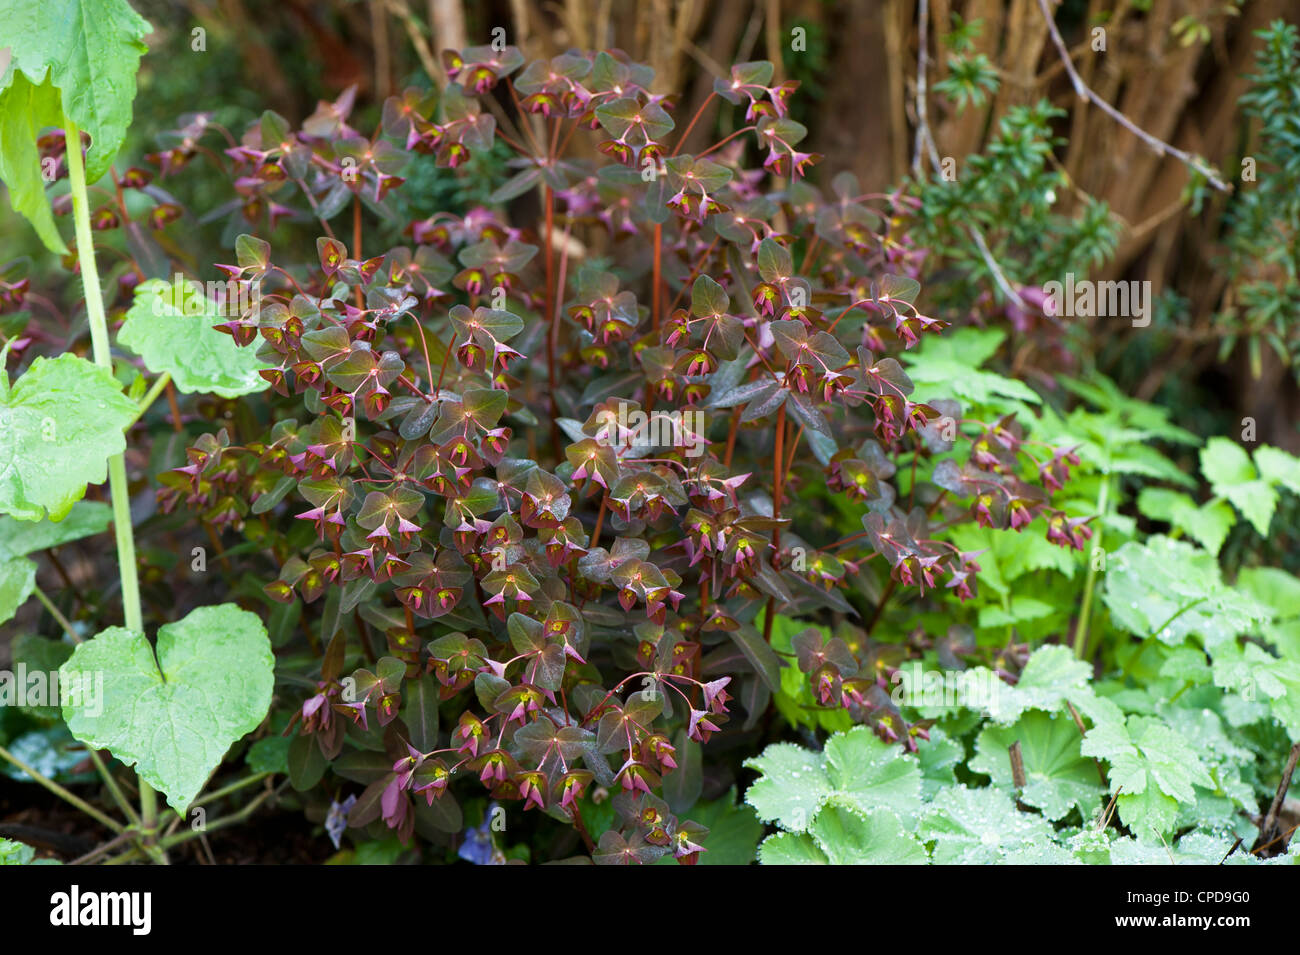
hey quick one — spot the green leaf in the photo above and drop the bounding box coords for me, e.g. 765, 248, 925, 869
743, 743, 827, 832
118, 278, 271, 397
757, 831, 830, 864
245, 736, 291, 775
919, 785, 1058, 864
977, 596, 1055, 629
59, 603, 275, 813
1255, 444, 1300, 496
810, 804, 928, 864
0, 837, 41, 865
744, 725, 921, 830
1104, 537, 1270, 650
756, 237, 793, 283
1136, 487, 1235, 555
0, 555, 36, 625
0, 500, 111, 559
0, 73, 68, 252
1201, 437, 1277, 535
1237, 567, 1300, 620
1210, 640, 1300, 737
0, 354, 138, 521
1, 0, 152, 181
982, 644, 1092, 724
915, 727, 962, 797
690, 274, 730, 317
970, 710, 1101, 821
1080, 714, 1213, 838
11, 633, 74, 719
901, 328, 1039, 408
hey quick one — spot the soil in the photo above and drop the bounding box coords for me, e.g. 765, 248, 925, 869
0, 774, 334, 864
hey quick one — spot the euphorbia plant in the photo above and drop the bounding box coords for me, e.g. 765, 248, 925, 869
109, 38, 1094, 861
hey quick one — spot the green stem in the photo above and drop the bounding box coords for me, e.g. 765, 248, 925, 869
157, 781, 286, 849
87, 749, 142, 828
128, 370, 172, 426
0, 743, 123, 834
64, 118, 158, 854
64, 120, 143, 635
32, 583, 80, 643
1073, 474, 1110, 659
154, 771, 272, 831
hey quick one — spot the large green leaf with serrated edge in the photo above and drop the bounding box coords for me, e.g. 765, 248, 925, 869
0, 354, 138, 521
744, 725, 921, 830
119, 278, 271, 397
759, 804, 927, 865
0, 73, 68, 252
1255, 444, 1300, 496
1136, 487, 1235, 555
59, 603, 274, 813
919, 785, 1058, 864
0, 0, 151, 182
982, 644, 1092, 724
970, 710, 1102, 822
1210, 640, 1300, 737
1104, 537, 1270, 650
1201, 437, 1277, 535
1080, 712, 1213, 839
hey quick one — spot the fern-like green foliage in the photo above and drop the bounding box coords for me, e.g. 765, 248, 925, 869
1221, 20, 1300, 380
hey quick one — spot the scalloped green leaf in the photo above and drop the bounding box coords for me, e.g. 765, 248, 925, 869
59, 603, 275, 813
0, 354, 138, 521
744, 725, 921, 830
1080, 714, 1213, 839
970, 710, 1101, 821
759, 803, 927, 865
919, 785, 1058, 864
0, 0, 152, 182
118, 278, 271, 397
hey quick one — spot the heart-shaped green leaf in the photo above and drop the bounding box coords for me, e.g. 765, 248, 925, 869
118, 278, 272, 397
0, 353, 138, 521
59, 603, 275, 813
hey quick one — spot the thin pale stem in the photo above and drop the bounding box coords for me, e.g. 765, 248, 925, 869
32, 584, 80, 643
1073, 475, 1110, 658
0, 743, 123, 833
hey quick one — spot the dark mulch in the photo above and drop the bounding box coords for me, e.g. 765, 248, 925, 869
0, 774, 332, 864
